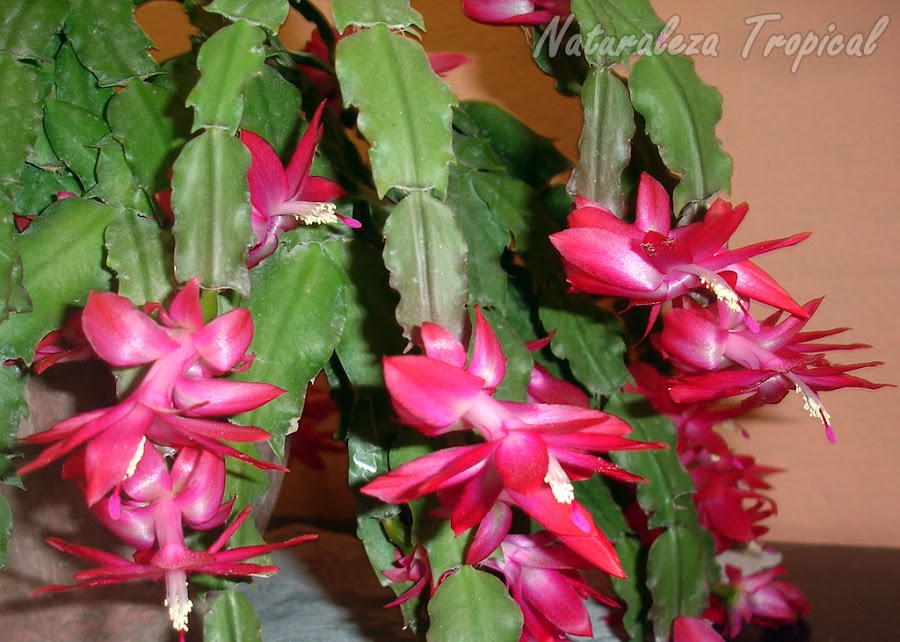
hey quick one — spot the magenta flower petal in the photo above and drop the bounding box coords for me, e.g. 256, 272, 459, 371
465, 502, 512, 564
673, 616, 726, 642
286, 102, 327, 197
660, 308, 729, 371
360, 444, 495, 505
82, 292, 179, 367
191, 308, 254, 374
421, 321, 467, 367
83, 404, 155, 505
634, 171, 672, 234
166, 278, 204, 330
241, 129, 289, 216
494, 431, 548, 494
384, 356, 485, 433
520, 566, 593, 635
173, 378, 285, 416
467, 307, 506, 389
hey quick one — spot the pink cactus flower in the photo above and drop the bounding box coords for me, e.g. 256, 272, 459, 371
361, 308, 655, 576
461, 0, 571, 26
549, 173, 809, 329
35, 505, 316, 638
19, 279, 286, 505
690, 452, 778, 553
240, 102, 359, 267
381, 544, 433, 608
658, 298, 887, 442
480, 532, 616, 642
706, 565, 810, 637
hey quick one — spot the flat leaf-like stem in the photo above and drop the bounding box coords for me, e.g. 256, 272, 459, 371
629, 53, 733, 217
336, 25, 456, 198
382, 192, 468, 342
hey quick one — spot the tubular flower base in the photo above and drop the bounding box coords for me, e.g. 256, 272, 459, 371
361, 308, 657, 577
35, 506, 316, 637
19, 279, 286, 505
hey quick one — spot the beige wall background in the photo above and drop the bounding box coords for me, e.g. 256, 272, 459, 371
139, 1, 899, 548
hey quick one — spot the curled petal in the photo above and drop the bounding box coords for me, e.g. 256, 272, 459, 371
166, 278, 203, 330
384, 356, 485, 433
191, 308, 254, 374
421, 321, 467, 367
467, 307, 506, 390
82, 292, 178, 367
173, 378, 285, 416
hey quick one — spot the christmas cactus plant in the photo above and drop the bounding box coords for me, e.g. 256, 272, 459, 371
0, 1, 887, 641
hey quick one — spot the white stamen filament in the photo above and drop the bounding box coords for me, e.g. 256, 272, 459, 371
699, 275, 743, 313
123, 436, 147, 480
794, 383, 832, 426
296, 202, 339, 226
164, 572, 193, 632
544, 457, 575, 504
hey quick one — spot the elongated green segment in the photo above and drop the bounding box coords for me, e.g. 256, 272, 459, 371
427, 566, 524, 642
240, 66, 303, 158
539, 285, 630, 397
54, 42, 115, 119
105, 212, 175, 305
203, 586, 263, 642
233, 242, 348, 457
204, 0, 289, 33
64, 0, 157, 86
0, 363, 27, 486
336, 25, 456, 197
171, 129, 253, 295
446, 171, 509, 311
571, 0, 665, 67
332, 0, 424, 32
647, 524, 714, 641
187, 21, 266, 134
383, 192, 468, 342
454, 102, 572, 189
324, 240, 404, 389
629, 53, 733, 217
89, 137, 157, 216
568, 67, 634, 217
0, 0, 73, 60
0, 493, 12, 568
604, 393, 717, 640
0, 198, 118, 361
0, 54, 45, 190
605, 393, 695, 528
43, 99, 110, 190
0, 201, 29, 322
108, 80, 186, 192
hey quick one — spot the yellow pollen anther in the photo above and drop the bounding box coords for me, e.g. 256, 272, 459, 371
296, 202, 339, 226
164, 583, 193, 632
794, 384, 831, 426
544, 458, 575, 504
123, 437, 146, 480
699, 276, 742, 313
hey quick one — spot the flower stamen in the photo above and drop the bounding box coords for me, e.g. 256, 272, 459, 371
544, 457, 575, 504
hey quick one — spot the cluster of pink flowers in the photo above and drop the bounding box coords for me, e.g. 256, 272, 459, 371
552, 173, 884, 638
361, 307, 657, 640
20, 282, 314, 639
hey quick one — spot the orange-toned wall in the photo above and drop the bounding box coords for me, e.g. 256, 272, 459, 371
139, 1, 899, 548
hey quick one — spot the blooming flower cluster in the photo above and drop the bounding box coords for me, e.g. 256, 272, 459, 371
553, 173, 885, 637
362, 307, 656, 639
19, 280, 313, 638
